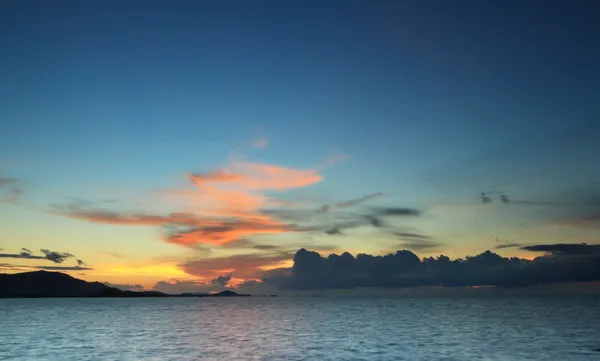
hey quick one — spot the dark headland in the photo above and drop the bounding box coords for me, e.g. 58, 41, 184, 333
0, 271, 250, 298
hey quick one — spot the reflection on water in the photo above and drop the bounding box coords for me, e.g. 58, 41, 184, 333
1, 297, 599, 360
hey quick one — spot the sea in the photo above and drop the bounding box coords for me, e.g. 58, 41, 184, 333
1, 296, 599, 361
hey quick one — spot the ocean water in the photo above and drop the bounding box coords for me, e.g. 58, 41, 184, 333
1, 297, 599, 360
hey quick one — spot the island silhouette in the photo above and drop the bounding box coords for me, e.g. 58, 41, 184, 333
0, 271, 250, 298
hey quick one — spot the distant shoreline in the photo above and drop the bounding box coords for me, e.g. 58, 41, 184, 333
0, 271, 252, 298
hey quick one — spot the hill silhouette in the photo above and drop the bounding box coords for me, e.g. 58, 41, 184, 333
0, 271, 168, 298
209, 290, 250, 297
0, 271, 252, 298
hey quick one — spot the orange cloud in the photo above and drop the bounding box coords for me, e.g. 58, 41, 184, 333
164, 218, 291, 247
55, 211, 211, 227
228, 161, 323, 190
181, 252, 293, 279
188, 170, 244, 185
55, 154, 332, 248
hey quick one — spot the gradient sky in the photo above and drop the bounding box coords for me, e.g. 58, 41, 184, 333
1, 0, 599, 290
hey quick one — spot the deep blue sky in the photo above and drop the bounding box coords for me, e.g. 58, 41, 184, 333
1, 0, 599, 284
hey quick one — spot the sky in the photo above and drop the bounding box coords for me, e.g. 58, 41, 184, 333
1, 0, 599, 293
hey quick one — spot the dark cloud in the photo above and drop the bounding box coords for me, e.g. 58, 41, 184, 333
372, 207, 422, 217
0, 187, 22, 203
364, 215, 384, 227
292, 205, 424, 238
394, 232, 430, 239
490, 184, 600, 228
325, 227, 344, 235
265, 244, 600, 290
253, 244, 280, 251
40, 249, 74, 263
509, 200, 568, 207
0, 248, 77, 264
0, 253, 41, 260
318, 193, 383, 213
217, 238, 338, 254
103, 282, 144, 291
397, 239, 441, 252
0, 177, 19, 186
260, 208, 317, 222
76, 259, 86, 266
35, 265, 93, 271
494, 243, 522, 250
0, 263, 92, 271
395, 232, 438, 251
211, 274, 233, 287
521, 243, 600, 256
0, 178, 21, 202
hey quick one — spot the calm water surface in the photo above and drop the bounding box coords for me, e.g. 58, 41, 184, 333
1, 297, 599, 360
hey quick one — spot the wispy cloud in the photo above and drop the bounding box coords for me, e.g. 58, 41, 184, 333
104, 252, 125, 258
181, 251, 294, 279
396, 240, 441, 251
0, 177, 22, 204
520, 243, 600, 256
35, 265, 93, 271
318, 192, 383, 213
0, 177, 19, 187
494, 243, 523, 250
251, 136, 268, 148
53, 156, 326, 247
0, 248, 78, 264
317, 150, 351, 169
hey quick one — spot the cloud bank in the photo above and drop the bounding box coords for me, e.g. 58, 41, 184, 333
262, 244, 600, 290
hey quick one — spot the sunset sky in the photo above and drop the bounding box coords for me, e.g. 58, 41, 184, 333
1, 1, 599, 292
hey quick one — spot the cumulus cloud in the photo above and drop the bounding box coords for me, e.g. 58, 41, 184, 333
264, 244, 600, 290
211, 273, 232, 286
